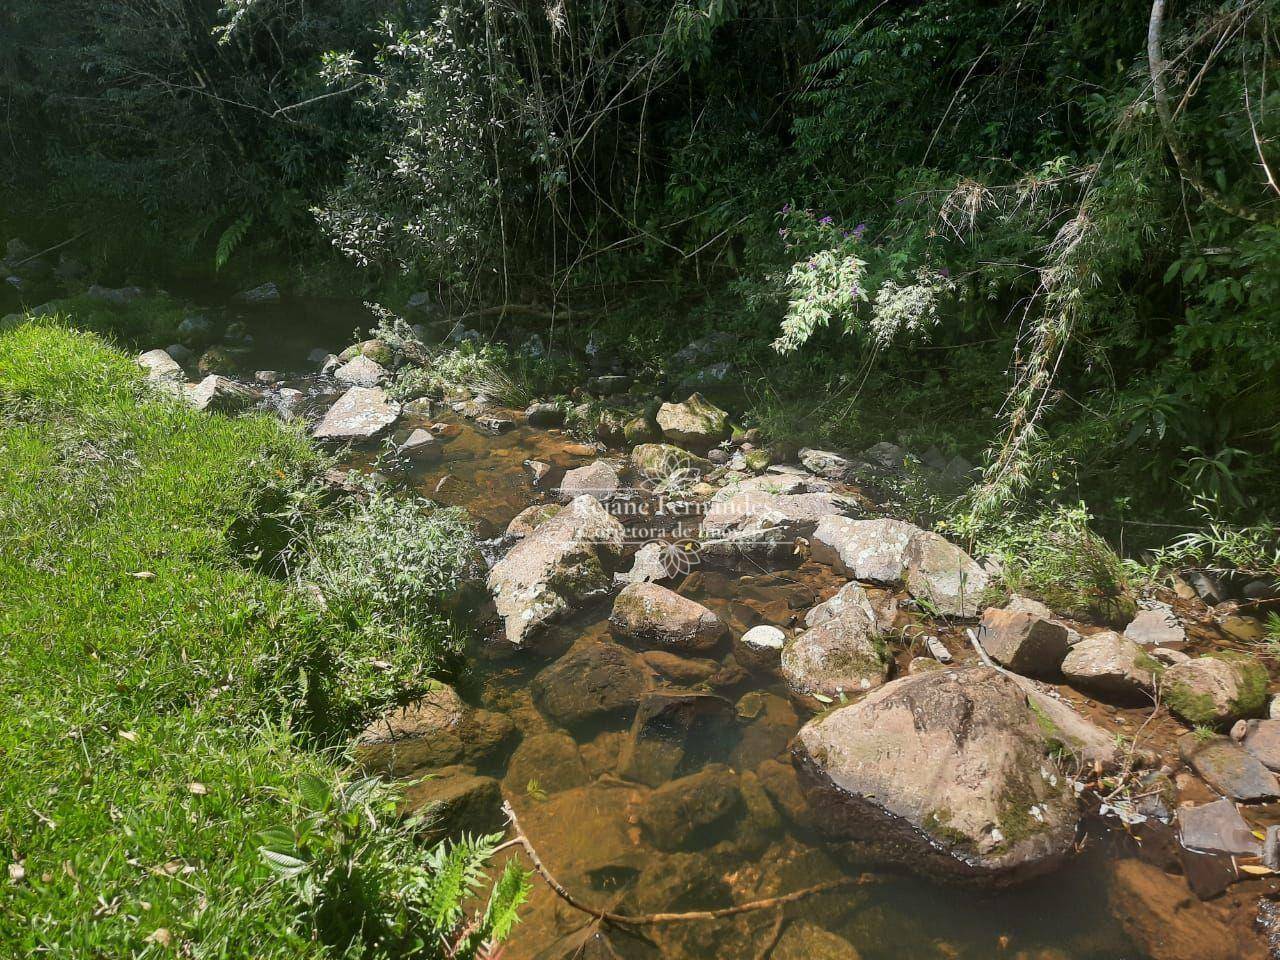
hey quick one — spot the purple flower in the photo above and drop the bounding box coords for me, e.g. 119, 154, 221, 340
939, 266, 950, 278
852, 223, 867, 239
807, 259, 817, 270
819, 215, 834, 226
778, 228, 789, 238
781, 203, 792, 215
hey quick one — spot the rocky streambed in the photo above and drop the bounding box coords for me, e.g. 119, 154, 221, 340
125, 291, 1280, 960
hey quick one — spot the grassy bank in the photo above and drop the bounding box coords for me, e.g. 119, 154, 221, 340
0, 320, 522, 957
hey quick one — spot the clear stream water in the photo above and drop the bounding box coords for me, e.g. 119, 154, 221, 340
223, 295, 1265, 960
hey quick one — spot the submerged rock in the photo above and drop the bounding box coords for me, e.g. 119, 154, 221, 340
399, 766, 503, 836
772, 922, 861, 960
312, 386, 400, 440
395, 428, 440, 461
655, 392, 730, 448
532, 641, 651, 727
613, 541, 672, 586
617, 690, 733, 786
353, 683, 516, 777
636, 765, 743, 851
486, 495, 624, 648
504, 732, 590, 796
610, 582, 727, 652
793, 666, 1080, 886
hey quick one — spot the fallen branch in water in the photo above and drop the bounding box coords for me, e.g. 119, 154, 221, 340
500, 800, 878, 927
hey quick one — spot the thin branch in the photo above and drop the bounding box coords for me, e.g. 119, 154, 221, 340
500, 801, 877, 927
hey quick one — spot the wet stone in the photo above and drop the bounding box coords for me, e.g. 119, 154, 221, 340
476, 413, 516, 433
1176, 797, 1261, 856
636, 764, 743, 851
399, 766, 503, 837
531, 642, 651, 728
504, 732, 590, 796
1178, 734, 1280, 802
617, 690, 733, 787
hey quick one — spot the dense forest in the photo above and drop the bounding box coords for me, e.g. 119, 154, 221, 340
5, 0, 1280, 554
4, 2, 1280, 959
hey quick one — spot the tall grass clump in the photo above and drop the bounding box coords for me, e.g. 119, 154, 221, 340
0, 317, 523, 958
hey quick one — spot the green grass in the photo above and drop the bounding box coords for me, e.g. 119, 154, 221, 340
0, 319, 524, 957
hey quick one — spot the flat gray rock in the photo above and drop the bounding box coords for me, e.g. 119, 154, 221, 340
1177, 798, 1261, 856
1234, 719, 1280, 772
312, 386, 400, 440
1179, 734, 1280, 802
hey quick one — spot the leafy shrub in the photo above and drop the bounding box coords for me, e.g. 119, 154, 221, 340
972, 503, 1135, 624
259, 773, 528, 958
304, 481, 478, 633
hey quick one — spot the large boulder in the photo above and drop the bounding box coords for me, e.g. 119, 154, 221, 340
558, 460, 620, 501
804, 582, 896, 632
353, 683, 516, 777
487, 495, 625, 649
312, 386, 400, 441
609, 582, 726, 652
630, 443, 710, 483
655, 393, 730, 448
793, 666, 1080, 886
781, 603, 891, 702
976, 608, 1070, 678
809, 516, 921, 583
1060, 631, 1156, 703
811, 518, 988, 616
701, 490, 861, 561
903, 531, 989, 618
233, 281, 280, 304
531, 642, 652, 728
1161, 653, 1269, 728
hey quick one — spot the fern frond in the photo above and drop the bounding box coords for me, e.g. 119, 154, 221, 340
215, 211, 254, 271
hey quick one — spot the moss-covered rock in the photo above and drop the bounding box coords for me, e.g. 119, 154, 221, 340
1162, 651, 1269, 728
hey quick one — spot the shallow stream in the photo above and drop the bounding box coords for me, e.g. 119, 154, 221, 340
221, 296, 1265, 960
